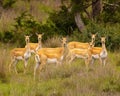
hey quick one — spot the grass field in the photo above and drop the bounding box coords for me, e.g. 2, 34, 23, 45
0, 0, 120, 95
0, 43, 120, 96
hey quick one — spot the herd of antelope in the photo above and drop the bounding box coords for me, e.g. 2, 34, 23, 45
9, 33, 108, 79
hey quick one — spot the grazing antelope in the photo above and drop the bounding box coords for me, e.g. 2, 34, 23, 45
26, 33, 43, 53
9, 35, 31, 74
34, 37, 69, 78
91, 37, 108, 66
68, 33, 96, 49
66, 42, 93, 69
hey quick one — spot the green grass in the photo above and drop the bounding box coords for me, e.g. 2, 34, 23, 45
0, 0, 120, 95
0, 44, 120, 96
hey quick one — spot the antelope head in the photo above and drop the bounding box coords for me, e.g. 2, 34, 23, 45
25, 35, 30, 44
91, 33, 97, 42
61, 37, 67, 47
101, 37, 106, 44
36, 33, 44, 42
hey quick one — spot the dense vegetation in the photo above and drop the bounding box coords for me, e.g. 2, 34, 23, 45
0, 40, 120, 96
0, 0, 120, 50
0, 0, 120, 95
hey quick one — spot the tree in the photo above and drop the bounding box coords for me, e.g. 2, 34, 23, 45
71, 0, 88, 32
92, 0, 102, 20
102, 0, 120, 23
61, 0, 93, 32
0, 0, 16, 9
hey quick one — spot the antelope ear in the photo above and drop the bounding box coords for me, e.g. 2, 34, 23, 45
104, 36, 106, 39
29, 34, 32, 37
66, 35, 69, 39
36, 33, 38, 36
59, 36, 63, 41
42, 33, 44, 36
88, 42, 92, 45
24, 34, 28, 37
95, 32, 98, 36
65, 36, 68, 41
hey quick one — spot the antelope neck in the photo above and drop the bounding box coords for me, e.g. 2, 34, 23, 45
102, 42, 106, 50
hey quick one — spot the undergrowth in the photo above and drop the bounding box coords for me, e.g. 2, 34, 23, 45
0, 43, 120, 96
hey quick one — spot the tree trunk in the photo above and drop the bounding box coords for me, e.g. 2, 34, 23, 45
92, 0, 102, 20
74, 12, 86, 32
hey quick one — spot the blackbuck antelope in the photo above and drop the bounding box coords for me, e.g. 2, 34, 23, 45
9, 35, 31, 74
91, 37, 108, 66
26, 33, 43, 53
68, 34, 96, 49
66, 42, 93, 69
34, 37, 68, 78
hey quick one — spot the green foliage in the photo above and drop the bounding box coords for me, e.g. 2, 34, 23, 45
0, 0, 119, 50
102, 2, 120, 23
12, 11, 41, 46
48, 5, 76, 36
71, 0, 87, 13
105, 24, 120, 51
1, 0, 16, 9
68, 22, 120, 51
87, 22, 120, 51
2, 31, 13, 43
1, 45, 120, 96
6, 5, 77, 46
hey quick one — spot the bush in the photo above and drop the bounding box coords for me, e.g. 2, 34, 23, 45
48, 5, 76, 36
0, 4, 120, 51
11, 11, 42, 46
67, 22, 120, 51
1, 0, 16, 9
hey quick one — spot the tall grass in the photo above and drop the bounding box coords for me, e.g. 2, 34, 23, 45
0, 0, 120, 95
43, 36, 61, 48
0, 38, 120, 96
0, 0, 61, 33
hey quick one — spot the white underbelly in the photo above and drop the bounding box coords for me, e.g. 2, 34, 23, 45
24, 52, 31, 59
100, 52, 107, 58
47, 58, 57, 63
30, 50, 35, 53
76, 54, 87, 59
16, 56, 23, 60
47, 56, 63, 64
92, 54, 99, 59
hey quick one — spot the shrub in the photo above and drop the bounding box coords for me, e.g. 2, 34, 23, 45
11, 11, 41, 46
48, 5, 76, 36
1, 0, 16, 9
43, 36, 61, 48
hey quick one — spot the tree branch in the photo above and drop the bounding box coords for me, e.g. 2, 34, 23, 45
103, 2, 119, 7
84, 9, 92, 19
